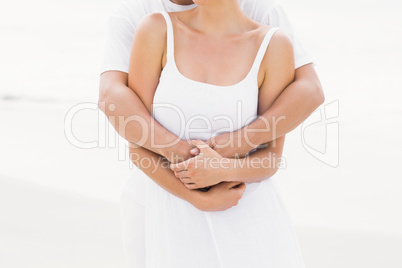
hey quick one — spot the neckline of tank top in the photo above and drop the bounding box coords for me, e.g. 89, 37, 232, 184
166, 27, 278, 89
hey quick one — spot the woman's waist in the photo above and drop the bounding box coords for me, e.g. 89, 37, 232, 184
152, 111, 256, 141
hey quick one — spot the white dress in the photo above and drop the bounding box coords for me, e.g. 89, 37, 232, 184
133, 11, 306, 268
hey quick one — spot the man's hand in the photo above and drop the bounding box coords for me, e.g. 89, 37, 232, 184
206, 129, 257, 158
170, 140, 233, 189
191, 181, 246, 212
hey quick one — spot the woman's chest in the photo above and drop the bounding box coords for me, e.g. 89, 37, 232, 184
173, 33, 262, 87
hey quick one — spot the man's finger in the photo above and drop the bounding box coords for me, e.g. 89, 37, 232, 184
206, 137, 217, 148
190, 139, 212, 154
227, 181, 245, 190
233, 182, 246, 196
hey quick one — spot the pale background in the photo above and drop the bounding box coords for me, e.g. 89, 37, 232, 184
1, 0, 402, 267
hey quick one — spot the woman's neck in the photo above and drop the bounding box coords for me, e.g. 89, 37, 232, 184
190, 1, 251, 36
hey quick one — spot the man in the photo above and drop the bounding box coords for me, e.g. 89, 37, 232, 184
99, 1, 323, 264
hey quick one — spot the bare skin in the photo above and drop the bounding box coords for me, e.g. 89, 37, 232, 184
98, 0, 324, 211
127, 1, 294, 195
128, 144, 245, 211
161, 4, 294, 189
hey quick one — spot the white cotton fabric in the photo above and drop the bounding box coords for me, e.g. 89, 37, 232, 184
120, 11, 306, 267
100, 0, 313, 74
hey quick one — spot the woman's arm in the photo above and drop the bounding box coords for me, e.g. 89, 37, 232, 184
171, 29, 295, 188
171, 139, 284, 188
127, 13, 245, 210
128, 13, 165, 114
99, 11, 194, 163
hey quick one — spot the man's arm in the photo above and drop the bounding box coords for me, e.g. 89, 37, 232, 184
252, 63, 324, 143
208, 63, 324, 157
129, 144, 245, 211
99, 71, 193, 163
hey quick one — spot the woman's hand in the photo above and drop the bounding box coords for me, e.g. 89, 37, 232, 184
170, 140, 234, 189
191, 181, 246, 212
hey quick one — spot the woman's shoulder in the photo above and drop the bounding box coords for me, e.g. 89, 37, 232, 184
252, 24, 294, 79
132, 12, 168, 56
250, 23, 290, 50
254, 24, 293, 54
136, 12, 168, 32
259, 26, 294, 73
132, 12, 169, 52
268, 28, 293, 55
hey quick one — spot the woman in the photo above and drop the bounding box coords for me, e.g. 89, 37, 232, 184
127, 0, 304, 267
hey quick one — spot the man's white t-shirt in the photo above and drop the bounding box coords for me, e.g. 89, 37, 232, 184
101, 0, 313, 74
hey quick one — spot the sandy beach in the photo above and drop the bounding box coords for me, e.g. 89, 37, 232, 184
1, 0, 402, 266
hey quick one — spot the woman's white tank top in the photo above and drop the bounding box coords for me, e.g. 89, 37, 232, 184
153, 11, 279, 142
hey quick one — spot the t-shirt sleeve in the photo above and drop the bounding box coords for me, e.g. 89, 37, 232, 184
264, 4, 314, 69
100, 15, 136, 74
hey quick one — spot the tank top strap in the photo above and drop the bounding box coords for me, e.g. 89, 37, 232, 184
249, 27, 280, 76
158, 11, 175, 60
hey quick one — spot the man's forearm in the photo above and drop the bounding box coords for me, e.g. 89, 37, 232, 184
129, 144, 200, 203
227, 137, 285, 183
130, 144, 245, 212
99, 72, 193, 162
209, 64, 324, 157
248, 64, 324, 146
